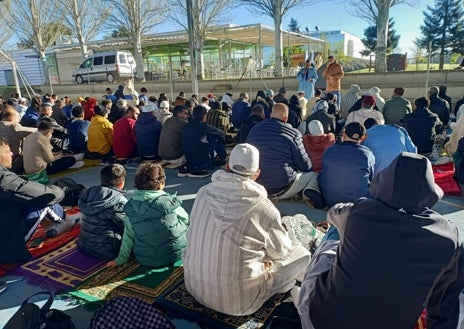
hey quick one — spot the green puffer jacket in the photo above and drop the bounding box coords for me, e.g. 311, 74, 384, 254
122, 190, 189, 267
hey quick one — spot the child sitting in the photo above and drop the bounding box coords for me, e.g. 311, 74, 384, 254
78, 164, 128, 260
108, 163, 189, 267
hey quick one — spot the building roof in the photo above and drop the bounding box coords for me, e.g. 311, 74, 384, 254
53, 23, 324, 53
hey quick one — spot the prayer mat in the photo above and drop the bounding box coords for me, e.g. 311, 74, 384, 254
10, 239, 107, 293
0, 207, 82, 277
70, 260, 183, 304
432, 162, 461, 196
49, 158, 101, 179
155, 271, 288, 329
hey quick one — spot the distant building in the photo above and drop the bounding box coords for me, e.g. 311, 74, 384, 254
308, 30, 367, 59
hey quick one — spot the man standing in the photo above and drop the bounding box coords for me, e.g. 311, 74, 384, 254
296, 60, 318, 100
322, 55, 344, 106
183, 143, 310, 316
296, 152, 464, 329
382, 87, 412, 124
0, 137, 65, 263
247, 103, 318, 200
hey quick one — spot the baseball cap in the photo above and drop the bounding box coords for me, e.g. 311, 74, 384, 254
298, 90, 305, 95
344, 122, 366, 141
228, 143, 259, 177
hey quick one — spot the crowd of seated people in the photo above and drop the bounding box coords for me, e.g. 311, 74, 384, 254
0, 82, 463, 329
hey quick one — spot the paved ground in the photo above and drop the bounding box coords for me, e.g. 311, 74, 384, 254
1, 164, 463, 328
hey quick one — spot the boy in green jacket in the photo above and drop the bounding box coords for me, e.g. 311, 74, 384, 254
108, 163, 189, 267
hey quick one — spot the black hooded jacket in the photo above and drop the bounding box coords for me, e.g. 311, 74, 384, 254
309, 153, 464, 329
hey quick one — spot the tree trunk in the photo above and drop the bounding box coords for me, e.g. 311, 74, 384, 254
195, 33, 205, 80
39, 49, 49, 85
273, 10, 283, 77
375, 1, 390, 72
134, 36, 145, 82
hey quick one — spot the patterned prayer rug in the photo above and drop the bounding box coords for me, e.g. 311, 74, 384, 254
155, 271, 288, 329
70, 260, 183, 304
9, 239, 107, 293
0, 207, 82, 277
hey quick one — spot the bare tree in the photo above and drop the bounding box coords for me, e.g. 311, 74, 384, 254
235, 0, 315, 77
7, 0, 63, 84
346, 0, 415, 72
106, 0, 167, 81
55, 0, 111, 60
168, 0, 232, 80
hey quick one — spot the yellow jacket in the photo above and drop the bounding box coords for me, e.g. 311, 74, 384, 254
87, 115, 113, 155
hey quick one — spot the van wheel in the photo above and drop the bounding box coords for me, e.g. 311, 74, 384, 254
107, 73, 115, 83
75, 75, 84, 84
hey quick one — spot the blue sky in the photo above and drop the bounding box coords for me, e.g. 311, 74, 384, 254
162, 0, 434, 54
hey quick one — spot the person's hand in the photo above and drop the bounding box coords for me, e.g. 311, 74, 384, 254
53, 151, 63, 160
106, 260, 118, 268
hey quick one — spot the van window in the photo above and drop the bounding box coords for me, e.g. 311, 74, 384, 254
105, 55, 116, 64
118, 54, 127, 64
93, 56, 103, 66
82, 58, 92, 68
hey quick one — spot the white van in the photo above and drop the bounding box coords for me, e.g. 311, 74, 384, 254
72, 50, 136, 84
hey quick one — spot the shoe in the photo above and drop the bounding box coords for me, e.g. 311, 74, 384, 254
187, 168, 210, 178
72, 153, 85, 161
178, 166, 189, 177
0, 281, 6, 294
303, 189, 326, 209
69, 161, 85, 169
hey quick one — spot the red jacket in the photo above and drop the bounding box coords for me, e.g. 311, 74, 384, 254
302, 133, 335, 172
113, 117, 137, 158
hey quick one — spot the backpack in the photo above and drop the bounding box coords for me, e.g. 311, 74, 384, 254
88, 297, 174, 329
4, 291, 75, 329
52, 177, 86, 207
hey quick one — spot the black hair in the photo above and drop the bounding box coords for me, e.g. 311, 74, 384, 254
100, 164, 126, 187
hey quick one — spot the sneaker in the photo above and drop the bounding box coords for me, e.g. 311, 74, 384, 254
303, 189, 326, 209
188, 168, 210, 178
0, 281, 6, 294
69, 161, 85, 169
178, 166, 189, 177
72, 153, 85, 161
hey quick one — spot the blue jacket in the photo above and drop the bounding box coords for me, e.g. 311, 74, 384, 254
20, 106, 39, 127
78, 186, 127, 260
135, 112, 162, 158
66, 119, 90, 154
246, 118, 312, 193
181, 121, 225, 169
363, 124, 417, 174
231, 99, 250, 128
318, 141, 375, 207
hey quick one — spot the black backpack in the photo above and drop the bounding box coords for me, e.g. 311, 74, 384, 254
4, 291, 75, 329
52, 178, 86, 207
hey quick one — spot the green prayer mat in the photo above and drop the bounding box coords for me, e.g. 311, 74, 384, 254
70, 259, 183, 304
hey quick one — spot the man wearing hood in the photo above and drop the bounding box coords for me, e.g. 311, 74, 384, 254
295, 152, 464, 329
340, 84, 361, 120
183, 144, 310, 316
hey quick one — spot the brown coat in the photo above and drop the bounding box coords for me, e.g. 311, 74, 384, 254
322, 61, 344, 92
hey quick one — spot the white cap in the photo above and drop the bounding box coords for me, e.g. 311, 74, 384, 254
160, 100, 170, 108
142, 101, 156, 112
229, 143, 259, 176
308, 120, 324, 136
